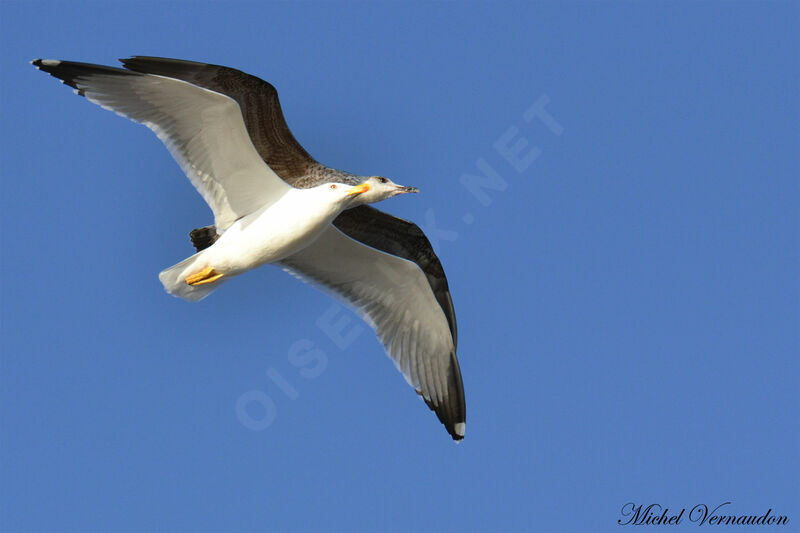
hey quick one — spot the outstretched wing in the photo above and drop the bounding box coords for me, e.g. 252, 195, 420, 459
332, 205, 458, 349
33, 59, 292, 231
280, 226, 466, 440
120, 56, 317, 181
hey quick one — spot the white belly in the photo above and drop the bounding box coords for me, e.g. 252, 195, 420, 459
200, 190, 338, 276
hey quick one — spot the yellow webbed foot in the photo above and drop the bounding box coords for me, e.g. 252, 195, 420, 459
185, 266, 224, 286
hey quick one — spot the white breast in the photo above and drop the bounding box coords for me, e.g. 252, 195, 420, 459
202, 188, 340, 275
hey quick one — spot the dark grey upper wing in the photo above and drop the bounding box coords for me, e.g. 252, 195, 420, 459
33, 58, 292, 231
332, 205, 458, 349
120, 56, 316, 180
281, 226, 465, 440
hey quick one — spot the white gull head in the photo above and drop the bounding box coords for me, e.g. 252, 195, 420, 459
348, 176, 419, 206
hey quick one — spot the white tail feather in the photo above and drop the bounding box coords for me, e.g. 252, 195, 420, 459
158, 252, 225, 301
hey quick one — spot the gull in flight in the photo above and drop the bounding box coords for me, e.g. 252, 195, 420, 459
33, 57, 466, 441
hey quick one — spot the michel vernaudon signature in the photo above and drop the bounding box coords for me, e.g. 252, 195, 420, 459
618, 502, 789, 526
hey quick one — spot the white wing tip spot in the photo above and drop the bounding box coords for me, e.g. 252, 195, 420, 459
454, 422, 466, 438
39, 59, 61, 66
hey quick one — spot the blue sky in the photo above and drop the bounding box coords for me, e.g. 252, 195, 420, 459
1, 2, 798, 532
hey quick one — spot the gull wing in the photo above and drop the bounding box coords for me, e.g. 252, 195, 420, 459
119, 56, 316, 180
33, 59, 292, 231
332, 205, 458, 349
280, 226, 466, 441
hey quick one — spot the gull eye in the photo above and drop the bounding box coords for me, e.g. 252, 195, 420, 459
329, 184, 337, 190
378, 177, 388, 184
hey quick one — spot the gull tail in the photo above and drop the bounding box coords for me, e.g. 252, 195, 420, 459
158, 252, 225, 302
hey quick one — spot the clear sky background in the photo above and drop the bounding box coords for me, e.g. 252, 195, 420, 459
1, 2, 798, 532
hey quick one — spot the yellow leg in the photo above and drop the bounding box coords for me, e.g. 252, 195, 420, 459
185, 266, 224, 286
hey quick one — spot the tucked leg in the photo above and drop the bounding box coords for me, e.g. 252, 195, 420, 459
185, 266, 224, 286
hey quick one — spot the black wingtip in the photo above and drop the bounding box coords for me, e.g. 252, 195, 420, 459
447, 420, 466, 442
32, 58, 142, 97
445, 350, 467, 442
31, 59, 79, 93
31, 58, 57, 71
420, 387, 466, 442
